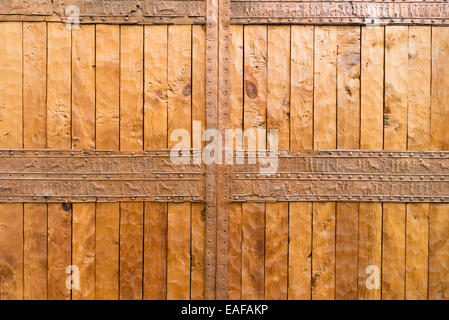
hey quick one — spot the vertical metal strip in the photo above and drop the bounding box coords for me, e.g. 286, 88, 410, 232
205, 0, 219, 300
217, 0, 231, 299
205, 0, 231, 300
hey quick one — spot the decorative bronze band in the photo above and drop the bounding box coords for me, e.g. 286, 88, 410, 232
232, 150, 449, 202
230, 1, 449, 25
0, 0, 206, 25
2, 0, 448, 26
1, 149, 449, 203
0, 149, 204, 203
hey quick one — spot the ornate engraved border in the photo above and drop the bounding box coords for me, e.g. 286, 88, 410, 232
1, 0, 448, 25
232, 150, 449, 202
0, 0, 206, 24
231, 0, 449, 25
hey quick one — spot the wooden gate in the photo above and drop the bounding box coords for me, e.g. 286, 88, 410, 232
0, 0, 449, 300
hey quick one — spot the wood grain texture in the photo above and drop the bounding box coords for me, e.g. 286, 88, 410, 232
119, 25, 144, 300
144, 202, 167, 300
96, 24, 120, 150
47, 25, 72, 300
47, 23, 71, 150
191, 203, 205, 300
382, 203, 406, 300
430, 27, 449, 151
0, 22, 23, 300
95, 203, 119, 300
312, 26, 337, 300
265, 25, 290, 300
166, 25, 191, 301
406, 26, 431, 300
95, 24, 120, 300
288, 25, 313, 300
290, 25, 313, 150
265, 202, 288, 300
382, 26, 408, 300
23, 22, 47, 148
244, 25, 267, 149
288, 202, 312, 300
119, 202, 143, 300
144, 25, 168, 149
267, 25, 290, 149
120, 25, 144, 151
230, 25, 243, 133
71, 25, 96, 300
143, 26, 169, 301
167, 203, 191, 300
335, 26, 360, 300
228, 25, 244, 300
72, 203, 95, 300
71, 25, 95, 150
429, 27, 449, 300
242, 203, 265, 300
360, 26, 384, 150
192, 25, 206, 149
358, 26, 384, 300
23, 21, 47, 300
228, 203, 242, 300
47, 203, 71, 300
167, 25, 191, 150
358, 203, 382, 300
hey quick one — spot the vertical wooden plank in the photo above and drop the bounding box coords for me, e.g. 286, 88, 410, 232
167, 202, 191, 300
312, 26, 337, 300
288, 203, 312, 300
290, 25, 314, 151
144, 203, 167, 300
95, 24, 120, 300
192, 25, 206, 147
228, 24, 243, 301
382, 26, 408, 300
119, 25, 144, 300
429, 27, 449, 300
242, 203, 265, 299
288, 26, 313, 300
190, 25, 206, 300
71, 24, 96, 300
406, 26, 431, 300
167, 25, 191, 150
359, 26, 384, 300
47, 22, 72, 300
167, 25, 191, 300
144, 25, 168, 150
265, 25, 289, 300
23, 22, 47, 300
143, 25, 168, 300
191, 203, 205, 300
335, 26, 360, 300
244, 25, 267, 148
72, 203, 95, 300
0, 22, 23, 300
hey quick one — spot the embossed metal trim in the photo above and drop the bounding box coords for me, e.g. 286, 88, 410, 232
0, 149, 204, 202
231, 1, 449, 25
205, 0, 219, 300
232, 150, 449, 202
2, 0, 448, 26
0, 0, 206, 24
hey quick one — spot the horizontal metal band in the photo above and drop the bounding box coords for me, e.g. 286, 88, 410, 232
231, 150, 449, 203
231, 1, 449, 25
1, 0, 448, 26
1, 149, 449, 203
0, 0, 206, 25
0, 149, 204, 203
